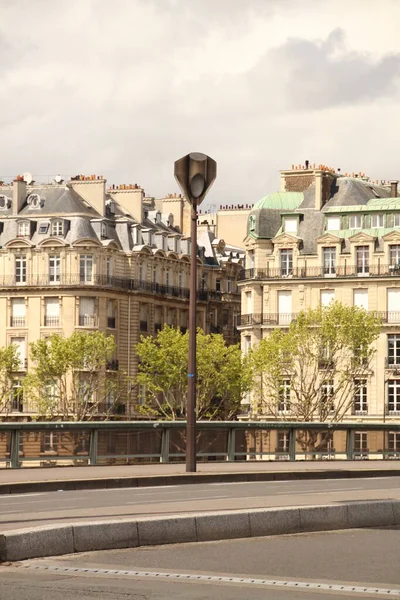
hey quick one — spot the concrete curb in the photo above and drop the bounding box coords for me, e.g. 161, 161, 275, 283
1, 500, 399, 562
2, 467, 400, 495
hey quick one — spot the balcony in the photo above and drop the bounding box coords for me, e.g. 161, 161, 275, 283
0, 274, 229, 303
238, 264, 400, 281
79, 315, 97, 327
10, 317, 26, 327
44, 316, 60, 327
385, 358, 400, 370
237, 313, 297, 327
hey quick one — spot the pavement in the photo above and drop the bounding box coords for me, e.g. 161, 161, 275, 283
1, 460, 400, 494
2, 528, 400, 599
1, 476, 400, 531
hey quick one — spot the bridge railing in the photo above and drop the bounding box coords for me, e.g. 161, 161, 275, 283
1, 421, 400, 468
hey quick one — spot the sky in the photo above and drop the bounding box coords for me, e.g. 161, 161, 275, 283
1, 0, 400, 209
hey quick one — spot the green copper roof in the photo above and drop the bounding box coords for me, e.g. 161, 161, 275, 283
326, 198, 400, 213
253, 192, 303, 211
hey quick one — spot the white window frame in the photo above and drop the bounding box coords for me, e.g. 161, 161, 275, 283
323, 247, 336, 276
349, 214, 363, 229
80, 255, 93, 283
278, 379, 291, 412
371, 213, 384, 228
356, 246, 369, 275
15, 255, 27, 284
280, 249, 293, 276
11, 298, 26, 327
51, 220, 64, 237
388, 380, 400, 414
49, 255, 61, 283
326, 216, 341, 231
354, 380, 368, 414
17, 221, 30, 238
45, 298, 60, 327
394, 214, 400, 227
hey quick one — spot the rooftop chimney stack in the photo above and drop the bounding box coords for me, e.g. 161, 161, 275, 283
390, 180, 399, 198
12, 177, 27, 215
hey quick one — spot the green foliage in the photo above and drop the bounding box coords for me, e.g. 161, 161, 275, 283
136, 326, 250, 420
248, 302, 382, 424
23, 331, 128, 421
0, 345, 22, 415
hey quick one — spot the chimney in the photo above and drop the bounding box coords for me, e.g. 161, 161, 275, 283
69, 176, 107, 216
390, 180, 398, 198
13, 178, 27, 215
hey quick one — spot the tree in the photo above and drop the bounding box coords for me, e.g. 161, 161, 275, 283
0, 345, 22, 417
248, 302, 382, 453
23, 331, 129, 421
135, 326, 250, 420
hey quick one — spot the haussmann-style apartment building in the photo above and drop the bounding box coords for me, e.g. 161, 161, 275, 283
238, 162, 400, 458
0, 174, 243, 421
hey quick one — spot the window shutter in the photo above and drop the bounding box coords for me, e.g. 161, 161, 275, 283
387, 213, 394, 228
363, 214, 371, 228
79, 297, 95, 316
45, 298, 60, 317
341, 215, 349, 229
12, 298, 25, 317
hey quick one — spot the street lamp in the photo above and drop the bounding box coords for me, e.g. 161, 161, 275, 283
174, 152, 217, 472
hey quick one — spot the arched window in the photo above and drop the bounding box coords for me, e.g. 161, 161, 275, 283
27, 194, 41, 208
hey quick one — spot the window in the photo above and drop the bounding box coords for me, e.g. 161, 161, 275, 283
354, 380, 368, 414
45, 298, 60, 327
107, 299, 116, 328
45, 383, 59, 406
320, 289, 335, 307
41, 431, 58, 453
51, 220, 64, 236
11, 298, 25, 327
278, 290, 292, 324
349, 215, 363, 229
10, 337, 26, 370
321, 381, 334, 412
106, 257, 112, 281
216, 278, 221, 292
10, 380, 23, 412
390, 245, 400, 266
353, 289, 368, 310
79, 297, 96, 326
49, 255, 60, 283
139, 304, 148, 332
15, 256, 27, 284
277, 431, 290, 454
247, 250, 255, 270
178, 272, 183, 288
138, 384, 147, 405
278, 380, 291, 412
371, 213, 384, 228
284, 218, 297, 234
323, 247, 336, 276
101, 222, 107, 239
249, 215, 256, 232
388, 432, 400, 453
227, 277, 233, 293
0, 195, 10, 209
17, 221, 30, 238
38, 222, 49, 234
105, 387, 115, 410
80, 255, 93, 283
27, 194, 41, 208
201, 273, 207, 290
387, 288, 400, 323
326, 216, 340, 230
280, 249, 293, 276
387, 334, 400, 367
388, 380, 400, 414
356, 246, 369, 275
394, 214, 400, 227
354, 432, 368, 452
243, 336, 251, 354
153, 266, 157, 284
165, 268, 170, 287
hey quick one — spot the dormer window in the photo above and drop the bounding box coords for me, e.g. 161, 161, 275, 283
0, 195, 10, 209
249, 215, 256, 232
51, 220, 64, 237
284, 217, 298, 234
371, 213, 384, 228
349, 215, 363, 229
38, 222, 49, 234
101, 222, 107, 239
27, 194, 41, 209
326, 216, 340, 230
17, 221, 30, 238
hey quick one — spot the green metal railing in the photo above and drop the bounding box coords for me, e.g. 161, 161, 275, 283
1, 421, 400, 468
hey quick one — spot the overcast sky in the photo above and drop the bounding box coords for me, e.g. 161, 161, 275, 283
1, 0, 400, 208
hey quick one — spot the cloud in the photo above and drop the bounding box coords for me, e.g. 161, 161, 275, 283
0, 0, 400, 207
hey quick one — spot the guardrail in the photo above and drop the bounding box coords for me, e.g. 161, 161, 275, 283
238, 265, 400, 281
2, 421, 400, 468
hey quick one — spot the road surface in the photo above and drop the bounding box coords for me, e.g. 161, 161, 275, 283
1, 476, 400, 531
1, 528, 400, 599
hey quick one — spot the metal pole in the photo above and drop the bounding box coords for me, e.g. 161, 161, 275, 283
186, 206, 197, 472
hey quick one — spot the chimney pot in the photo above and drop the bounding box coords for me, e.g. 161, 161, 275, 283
390, 180, 398, 198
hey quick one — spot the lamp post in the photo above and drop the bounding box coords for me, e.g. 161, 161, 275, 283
174, 152, 217, 472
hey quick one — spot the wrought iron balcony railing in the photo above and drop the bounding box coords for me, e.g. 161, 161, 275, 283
0, 274, 230, 303
238, 264, 400, 281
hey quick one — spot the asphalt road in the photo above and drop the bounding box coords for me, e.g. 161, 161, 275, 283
1, 476, 400, 531
2, 528, 400, 599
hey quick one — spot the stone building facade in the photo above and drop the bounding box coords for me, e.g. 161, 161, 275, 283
238, 163, 400, 445
0, 174, 242, 419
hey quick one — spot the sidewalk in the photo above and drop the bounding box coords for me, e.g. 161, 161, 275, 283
1, 460, 400, 494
